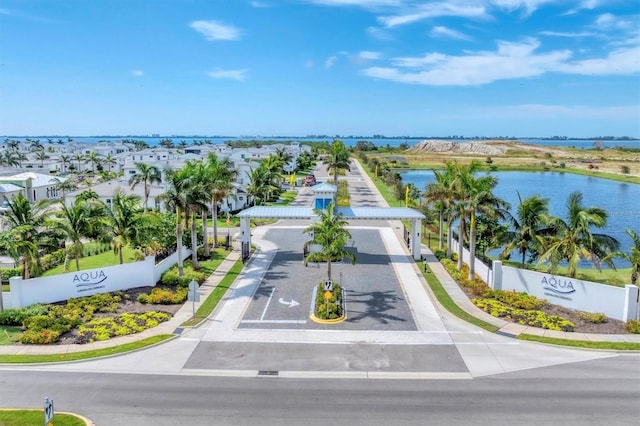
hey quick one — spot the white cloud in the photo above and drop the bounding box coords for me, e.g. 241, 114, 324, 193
378, 3, 487, 28
131, 70, 144, 77
359, 51, 382, 60
206, 69, 248, 81
325, 56, 338, 68
489, 0, 554, 16
189, 20, 242, 41
539, 30, 597, 38
305, 0, 401, 8
430, 26, 471, 41
564, 0, 600, 15
556, 45, 640, 75
362, 37, 639, 86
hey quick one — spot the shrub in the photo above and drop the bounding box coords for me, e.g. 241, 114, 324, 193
20, 328, 61, 344
314, 282, 343, 320
137, 287, 188, 305
0, 267, 22, 283
576, 311, 608, 324
493, 290, 547, 310
76, 311, 171, 343
160, 266, 206, 287
0, 304, 48, 326
625, 320, 640, 334
472, 299, 574, 331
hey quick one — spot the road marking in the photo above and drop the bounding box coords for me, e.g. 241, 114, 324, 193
240, 319, 308, 324
260, 287, 275, 321
278, 298, 300, 308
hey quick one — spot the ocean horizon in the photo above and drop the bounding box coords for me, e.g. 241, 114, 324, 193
3, 136, 639, 150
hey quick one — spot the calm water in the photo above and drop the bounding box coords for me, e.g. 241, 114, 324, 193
4, 136, 639, 149
401, 170, 640, 268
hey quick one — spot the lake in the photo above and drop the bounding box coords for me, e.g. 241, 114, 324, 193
400, 170, 640, 268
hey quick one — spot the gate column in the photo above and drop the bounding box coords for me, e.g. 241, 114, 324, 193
411, 218, 422, 260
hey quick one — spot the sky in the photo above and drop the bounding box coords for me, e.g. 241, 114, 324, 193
0, 0, 638, 138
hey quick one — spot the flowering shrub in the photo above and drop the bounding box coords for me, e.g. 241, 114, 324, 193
76, 311, 171, 343
315, 282, 343, 320
625, 320, 640, 334
20, 328, 61, 345
472, 298, 574, 331
493, 290, 547, 310
576, 311, 608, 324
137, 287, 188, 304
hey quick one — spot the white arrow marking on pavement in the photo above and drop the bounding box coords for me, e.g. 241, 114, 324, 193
278, 298, 300, 308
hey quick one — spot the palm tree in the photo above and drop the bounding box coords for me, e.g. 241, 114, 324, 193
538, 191, 620, 278
50, 198, 95, 272
423, 163, 458, 253
246, 166, 279, 206
325, 140, 351, 187
129, 162, 162, 212
34, 149, 49, 167
1, 150, 19, 168
454, 161, 509, 280
50, 177, 78, 202
72, 153, 85, 173
162, 167, 190, 276
107, 190, 143, 264
1, 193, 56, 279
614, 229, 640, 285
103, 153, 117, 173
303, 202, 356, 280
59, 154, 72, 174
202, 153, 236, 253
499, 193, 555, 268
86, 151, 103, 174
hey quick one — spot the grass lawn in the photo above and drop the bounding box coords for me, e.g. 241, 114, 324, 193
0, 410, 87, 426
0, 334, 174, 364
41, 246, 137, 276
0, 326, 22, 345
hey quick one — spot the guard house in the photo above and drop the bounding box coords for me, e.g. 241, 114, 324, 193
312, 183, 336, 210
237, 182, 426, 262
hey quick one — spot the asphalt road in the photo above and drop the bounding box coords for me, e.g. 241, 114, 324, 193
1, 355, 638, 426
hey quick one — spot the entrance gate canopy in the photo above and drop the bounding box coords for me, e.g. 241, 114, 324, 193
237, 206, 425, 259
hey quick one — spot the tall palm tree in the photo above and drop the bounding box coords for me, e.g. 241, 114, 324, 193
325, 140, 351, 187
246, 166, 279, 206
303, 202, 356, 280
423, 162, 458, 253
1, 193, 56, 279
500, 193, 555, 268
454, 162, 509, 280
129, 162, 162, 212
1, 150, 19, 168
107, 190, 143, 264
72, 153, 85, 173
202, 153, 237, 252
538, 191, 620, 278
162, 167, 190, 276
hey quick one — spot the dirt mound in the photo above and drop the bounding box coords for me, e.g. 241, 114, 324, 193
409, 140, 505, 155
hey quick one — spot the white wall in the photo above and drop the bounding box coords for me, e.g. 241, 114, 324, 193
493, 261, 639, 322
450, 237, 493, 285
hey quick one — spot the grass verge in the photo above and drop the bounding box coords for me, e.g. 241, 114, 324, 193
0, 326, 22, 345
42, 246, 137, 276
419, 260, 499, 333
0, 410, 87, 425
518, 333, 640, 350
0, 334, 173, 364
181, 258, 244, 327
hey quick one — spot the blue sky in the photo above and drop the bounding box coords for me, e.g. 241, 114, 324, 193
1, 0, 638, 138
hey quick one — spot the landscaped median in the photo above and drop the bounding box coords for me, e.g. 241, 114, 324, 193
0, 409, 93, 425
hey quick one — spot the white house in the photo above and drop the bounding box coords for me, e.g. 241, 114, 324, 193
0, 172, 66, 202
